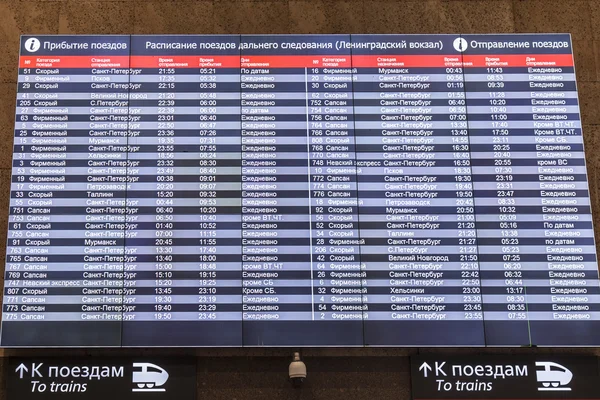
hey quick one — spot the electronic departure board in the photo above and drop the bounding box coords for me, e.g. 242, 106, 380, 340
2, 34, 598, 347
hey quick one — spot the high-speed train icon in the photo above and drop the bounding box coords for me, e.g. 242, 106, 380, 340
132, 363, 169, 392
535, 362, 572, 391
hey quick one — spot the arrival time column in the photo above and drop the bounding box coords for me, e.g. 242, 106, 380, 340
122, 35, 243, 346
464, 34, 600, 345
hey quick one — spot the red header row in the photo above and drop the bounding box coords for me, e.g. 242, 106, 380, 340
19, 54, 575, 69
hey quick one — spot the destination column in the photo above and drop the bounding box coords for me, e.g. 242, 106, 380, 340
351, 34, 485, 346
1, 35, 130, 346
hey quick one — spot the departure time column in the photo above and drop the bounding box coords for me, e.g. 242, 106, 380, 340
121, 35, 243, 346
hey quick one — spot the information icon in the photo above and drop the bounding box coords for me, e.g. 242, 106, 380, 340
453, 37, 468, 52
24, 37, 40, 52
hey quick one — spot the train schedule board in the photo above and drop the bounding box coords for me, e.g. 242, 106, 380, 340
2, 34, 598, 347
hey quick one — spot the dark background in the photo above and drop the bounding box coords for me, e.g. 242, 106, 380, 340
1, 0, 600, 399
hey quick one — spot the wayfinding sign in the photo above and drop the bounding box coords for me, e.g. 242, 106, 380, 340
7, 357, 196, 399
411, 355, 600, 399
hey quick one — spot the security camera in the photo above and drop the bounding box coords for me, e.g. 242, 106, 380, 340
289, 352, 306, 387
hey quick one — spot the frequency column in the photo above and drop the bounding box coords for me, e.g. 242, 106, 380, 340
240, 35, 363, 346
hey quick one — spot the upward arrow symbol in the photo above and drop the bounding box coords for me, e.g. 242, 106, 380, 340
419, 362, 432, 377
15, 363, 28, 379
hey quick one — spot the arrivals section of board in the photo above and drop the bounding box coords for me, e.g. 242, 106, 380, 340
3, 34, 598, 347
